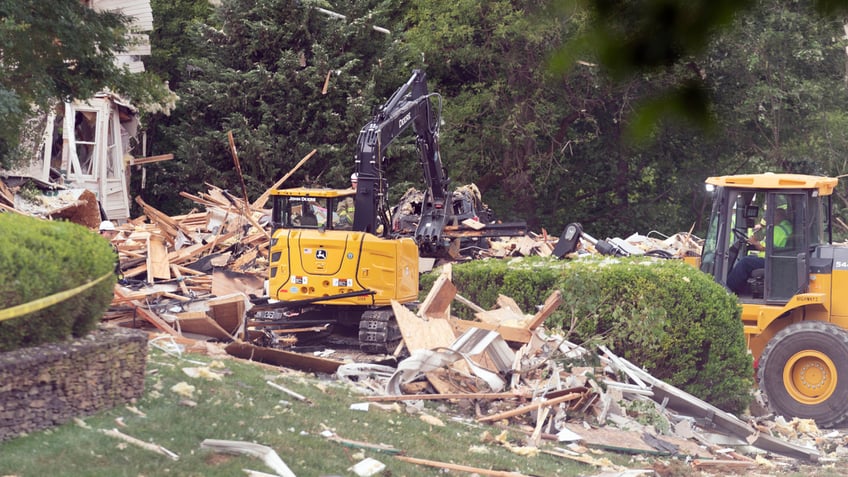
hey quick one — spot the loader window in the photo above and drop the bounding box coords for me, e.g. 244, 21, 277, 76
765, 193, 805, 302
807, 194, 828, 246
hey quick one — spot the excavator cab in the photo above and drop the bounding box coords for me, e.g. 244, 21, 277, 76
270, 187, 355, 231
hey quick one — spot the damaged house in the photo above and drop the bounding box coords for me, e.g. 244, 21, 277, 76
0, 0, 168, 224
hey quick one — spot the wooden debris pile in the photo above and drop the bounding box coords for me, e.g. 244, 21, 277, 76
487, 227, 703, 260
324, 264, 839, 475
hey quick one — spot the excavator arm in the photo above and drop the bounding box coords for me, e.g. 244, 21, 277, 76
352, 70, 451, 252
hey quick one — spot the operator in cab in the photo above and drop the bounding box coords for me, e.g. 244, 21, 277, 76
726, 206, 792, 294
336, 172, 357, 229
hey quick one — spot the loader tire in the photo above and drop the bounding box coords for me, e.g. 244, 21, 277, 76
758, 321, 848, 428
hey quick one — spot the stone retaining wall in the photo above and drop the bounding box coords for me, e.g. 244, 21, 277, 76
0, 327, 148, 441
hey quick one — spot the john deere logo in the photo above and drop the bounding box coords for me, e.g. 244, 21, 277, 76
316, 249, 327, 260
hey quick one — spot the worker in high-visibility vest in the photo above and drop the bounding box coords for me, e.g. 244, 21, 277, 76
336, 172, 357, 229
727, 207, 792, 294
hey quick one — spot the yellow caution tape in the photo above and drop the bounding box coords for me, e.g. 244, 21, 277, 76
0, 271, 114, 322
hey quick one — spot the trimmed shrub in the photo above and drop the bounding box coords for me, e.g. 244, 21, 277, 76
0, 214, 116, 352
432, 255, 753, 414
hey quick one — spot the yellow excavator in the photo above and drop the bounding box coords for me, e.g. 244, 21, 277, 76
256, 70, 524, 353
698, 172, 848, 427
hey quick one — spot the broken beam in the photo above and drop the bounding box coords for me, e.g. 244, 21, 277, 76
477, 392, 583, 423
442, 221, 527, 238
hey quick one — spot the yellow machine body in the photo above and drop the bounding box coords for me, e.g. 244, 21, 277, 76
698, 173, 848, 427
268, 227, 419, 306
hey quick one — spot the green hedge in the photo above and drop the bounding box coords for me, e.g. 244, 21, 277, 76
423, 256, 753, 414
0, 214, 116, 352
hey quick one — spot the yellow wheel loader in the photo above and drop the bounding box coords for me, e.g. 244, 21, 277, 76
699, 173, 848, 427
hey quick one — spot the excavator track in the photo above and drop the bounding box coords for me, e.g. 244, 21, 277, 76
358, 308, 401, 354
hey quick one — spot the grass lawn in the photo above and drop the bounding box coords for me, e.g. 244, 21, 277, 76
0, 338, 630, 477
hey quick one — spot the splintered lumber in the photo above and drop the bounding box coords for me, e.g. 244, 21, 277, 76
211, 269, 264, 298
324, 433, 401, 454
322, 69, 332, 94
207, 293, 246, 335
495, 294, 524, 315
101, 428, 179, 460
391, 300, 456, 352
365, 391, 531, 402
477, 391, 583, 423
135, 195, 192, 244
692, 459, 756, 472
475, 307, 526, 326
227, 131, 251, 212
454, 293, 487, 314
200, 439, 296, 477
252, 149, 317, 209
176, 312, 234, 340
113, 287, 179, 336
395, 455, 531, 477
266, 381, 311, 403
450, 318, 532, 344
171, 265, 190, 295
147, 234, 170, 281
526, 290, 563, 330
225, 341, 343, 374
0, 179, 14, 206
418, 265, 456, 319
128, 153, 174, 166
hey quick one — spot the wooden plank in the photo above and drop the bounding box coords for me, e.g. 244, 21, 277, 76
391, 300, 456, 353
252, 149, 317, 209
461, 218, 486, 230
474, 307, 525, 325
495, 294, 524, 315
450, 318, 532, 344
147, 234, 170, 281
211, 269, 264, 298
171, 265, 190, 295
365, 391, 530, 402
129, 153, 173, 166
454, 293, 486, 314
207, 293, 246, 336
477, 392, 583, 422
526, 290, 563, 330
113, 287, 179, 336
224, 341, 343, 374
396, 455, 533, 477
418, 267, 456, 320
176, 312, 234, 340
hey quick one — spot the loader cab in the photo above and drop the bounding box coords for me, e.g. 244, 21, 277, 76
700, 174, 833, 304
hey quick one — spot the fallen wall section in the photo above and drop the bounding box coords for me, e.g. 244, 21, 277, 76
0, 327, 148, 441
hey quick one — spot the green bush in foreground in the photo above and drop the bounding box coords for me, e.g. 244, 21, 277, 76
433, 256, 753, 414
0, 214, 116, 352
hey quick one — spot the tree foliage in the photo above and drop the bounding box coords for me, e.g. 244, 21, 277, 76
139, 0, 403, 215
140, 0, 848, 239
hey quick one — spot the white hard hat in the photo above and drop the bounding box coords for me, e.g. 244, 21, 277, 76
350, 172, 358, 181
99, 220, 116, 231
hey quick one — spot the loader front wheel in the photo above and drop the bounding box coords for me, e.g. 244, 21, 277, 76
758, 321, 848, 428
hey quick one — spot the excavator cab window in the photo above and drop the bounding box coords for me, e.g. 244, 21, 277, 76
270, 193, 358, 232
